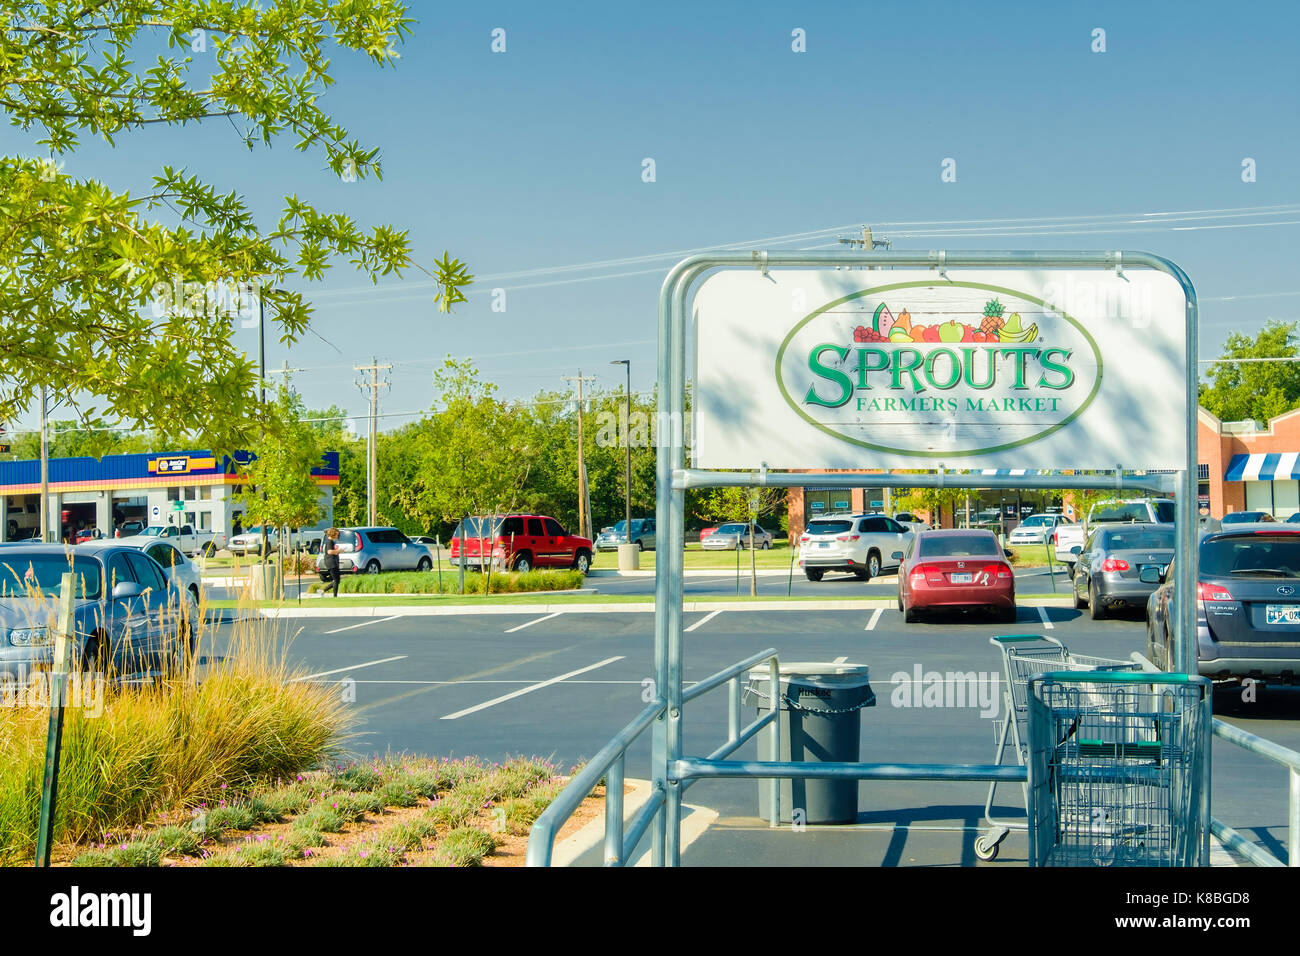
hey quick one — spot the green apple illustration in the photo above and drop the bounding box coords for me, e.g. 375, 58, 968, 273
937, 320, 965, 343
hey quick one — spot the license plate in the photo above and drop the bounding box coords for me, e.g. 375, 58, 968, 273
1265, 605, 1300, 625
950, 572, 973, 584
818, 542, 830, 549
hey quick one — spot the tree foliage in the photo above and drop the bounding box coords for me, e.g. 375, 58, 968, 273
1199, 319, 1300, 424
236, 381, 326, 532
0, 2, 470, 450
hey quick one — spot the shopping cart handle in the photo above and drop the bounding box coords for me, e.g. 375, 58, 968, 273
990, 634, 1054, 643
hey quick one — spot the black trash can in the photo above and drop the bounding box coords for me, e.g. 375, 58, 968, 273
742, 662, 875, 824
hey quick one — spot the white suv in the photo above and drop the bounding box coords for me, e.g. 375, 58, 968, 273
798, 513, 913, 581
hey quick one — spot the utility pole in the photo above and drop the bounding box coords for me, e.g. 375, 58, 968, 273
258, 293, 268, 557
562, 371, 597, 538
610, 360, 632, 538
40, 386, 49, 542
355, 358, 391, 527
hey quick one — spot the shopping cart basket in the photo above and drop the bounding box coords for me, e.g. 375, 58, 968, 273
976, 634, 1140, 861
1026, 671, 1211, 867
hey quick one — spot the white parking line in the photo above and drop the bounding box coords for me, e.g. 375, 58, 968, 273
685, 609, 723, 632
505, 612, 562, 633
864, 608, 883, 631
323, 615, 400, 634
1036, 605, 1055, 630
294, 655, 407, 681
440, 656, 624, 719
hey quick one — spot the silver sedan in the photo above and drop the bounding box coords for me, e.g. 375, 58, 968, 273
700, 522, 774, 550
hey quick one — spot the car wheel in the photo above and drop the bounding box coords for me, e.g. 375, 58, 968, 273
417, 556, 432, 572
904, 603, 919, 624
365, 560, 381, 575
512, 553, 533, 573
573, 550, 592, 574
998, 604, 1017, 624
897, 589, 904, 612
636, 539, 644, 552
805, 569, 824, 582
201, 542, 217, 557
762, 540, 771, 550
853, 569, 870, 581
1146, 623, 1162, 670
1073, 576, 1087, 610
83, 631, 112, 676
1089, 580, 1106, 620
867, 551, 882, 577
319, 573, 331, 584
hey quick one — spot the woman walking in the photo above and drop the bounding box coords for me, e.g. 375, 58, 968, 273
323, 527, 342, 597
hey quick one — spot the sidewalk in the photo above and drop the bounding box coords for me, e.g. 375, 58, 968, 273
551, 779, 1244, 867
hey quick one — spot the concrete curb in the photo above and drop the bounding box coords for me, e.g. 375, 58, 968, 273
550, 778, 717, 867
254, 597, 1078, 618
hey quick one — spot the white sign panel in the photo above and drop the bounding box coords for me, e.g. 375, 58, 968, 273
693, 270, 1188, 470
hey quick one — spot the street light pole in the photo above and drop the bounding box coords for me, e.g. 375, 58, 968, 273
611, 360, 631, 539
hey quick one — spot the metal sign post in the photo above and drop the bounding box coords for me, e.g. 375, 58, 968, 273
35, 572, 77, 867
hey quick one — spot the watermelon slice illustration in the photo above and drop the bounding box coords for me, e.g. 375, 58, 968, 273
873, 304, 896, 337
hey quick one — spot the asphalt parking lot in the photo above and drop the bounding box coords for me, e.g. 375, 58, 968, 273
204, 600, 1299, 865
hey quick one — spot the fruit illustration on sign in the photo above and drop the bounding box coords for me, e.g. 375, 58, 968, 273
873, 303, 897, 338
980, 298, 1007, 338
937, 320, 965, 343
895, 308, 912, 332
999, 311, 1039, 343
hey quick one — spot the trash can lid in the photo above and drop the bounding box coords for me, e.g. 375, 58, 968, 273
747, 662, 871, 686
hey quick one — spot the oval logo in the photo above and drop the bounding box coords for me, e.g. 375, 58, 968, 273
775, 280, 1104, 458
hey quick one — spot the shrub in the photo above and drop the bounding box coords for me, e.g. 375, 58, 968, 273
427, 827, 496, 867
0, 614, 350, 863
313, 569, 587, 596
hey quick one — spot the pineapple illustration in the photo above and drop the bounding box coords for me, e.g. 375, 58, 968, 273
980, 298, 1006, 336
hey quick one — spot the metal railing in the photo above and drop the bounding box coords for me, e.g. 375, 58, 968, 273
1130, 651, 1299, 866
526, 648, 782, 867
1209, 720, 1300, 867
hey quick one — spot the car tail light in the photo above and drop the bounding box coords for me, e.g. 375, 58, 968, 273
911, 563, 944, 585
1101, 558, 1130, 572
836, 534, 860, 542
1197, 581, 1233, 602
1052, 529, 1059, 546
982, 563, 1013, 580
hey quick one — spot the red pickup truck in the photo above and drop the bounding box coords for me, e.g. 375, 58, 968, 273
449, 514, 593, 574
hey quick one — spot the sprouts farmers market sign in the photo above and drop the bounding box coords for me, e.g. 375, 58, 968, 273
693, 270, 1189, 470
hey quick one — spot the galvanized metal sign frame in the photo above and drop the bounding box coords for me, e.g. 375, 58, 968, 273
653, 250, 1199, 866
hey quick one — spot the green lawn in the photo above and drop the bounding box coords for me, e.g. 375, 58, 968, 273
609, 541, 799, 570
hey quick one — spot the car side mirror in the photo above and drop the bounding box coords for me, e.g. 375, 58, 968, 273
891, 551, 903, 560
1069, 546, 1081, 555
112, 581, 144, 600
1139, 566, 1163, 585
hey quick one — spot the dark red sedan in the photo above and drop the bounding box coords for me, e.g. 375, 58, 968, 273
897, 529, 1016, 623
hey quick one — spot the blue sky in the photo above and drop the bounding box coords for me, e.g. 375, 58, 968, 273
5, 0, 1299, 435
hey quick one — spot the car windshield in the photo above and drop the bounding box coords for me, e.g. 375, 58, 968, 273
0, 555, 102, 599
1019, 516, 1050, 526
1091, 503, 1152, 523
718, 523, 748, 534
806, 520, 853, 535
453, 517, 503, 538
140, 526, 164, 536
1221, 512, 1266, 524
1153, 501, 1176, 522
1103, 528, 1175, 550
1201, 534, 1300, 577
917, 535, 999, 558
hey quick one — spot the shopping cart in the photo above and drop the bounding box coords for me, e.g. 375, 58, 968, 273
1026, 671, 1211, 866
976, 634, 1140, 861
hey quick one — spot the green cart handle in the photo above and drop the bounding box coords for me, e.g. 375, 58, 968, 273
990, 634, 1062, 644
1032, 670, 1210, 686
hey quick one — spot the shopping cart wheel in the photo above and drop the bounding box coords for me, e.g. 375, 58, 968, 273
974, 833, 1001, 861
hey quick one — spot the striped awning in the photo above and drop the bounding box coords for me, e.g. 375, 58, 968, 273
1224, 453, 1300, 482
